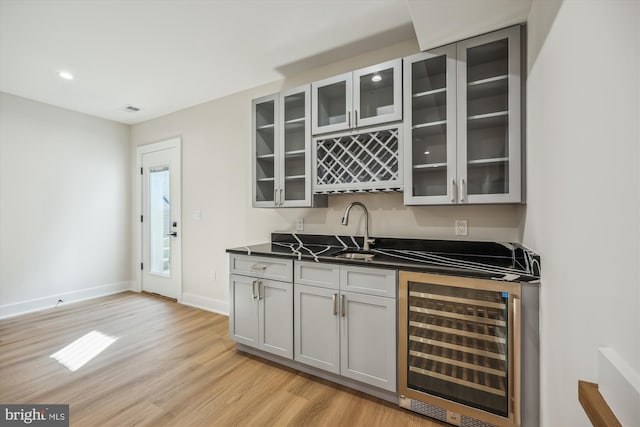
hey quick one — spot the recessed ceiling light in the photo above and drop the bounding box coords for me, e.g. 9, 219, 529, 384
371, 74, 382, 82
59, 71, 74, 80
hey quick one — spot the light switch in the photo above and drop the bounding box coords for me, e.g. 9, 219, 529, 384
296, 218, 304, 231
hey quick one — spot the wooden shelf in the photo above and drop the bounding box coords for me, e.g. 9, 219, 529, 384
257, 123, 275, 130
413, 120, 447, 130
467, 157, 509, 166
284, 117, 305, 124
257, 177, 275, 182
412, 87, 446, 98
578, 380, 622, 427
285, 175, 305, 180
284, 149, 305, 157
468, 75, 508, 87
413, 162, 447, 170
256, 153, 275, 160
468, 111, 508, 121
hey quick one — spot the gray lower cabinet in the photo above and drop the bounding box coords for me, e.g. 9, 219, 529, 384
294, 283, 340, 373
293, 261, 397, 392
229, 256, 293, 359
340, 291, 396, 391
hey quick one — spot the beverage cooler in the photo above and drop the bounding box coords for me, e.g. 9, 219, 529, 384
398, 271, 539, 427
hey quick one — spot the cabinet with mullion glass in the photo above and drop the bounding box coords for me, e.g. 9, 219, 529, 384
404, 45, 457, 205
252, 86, 327, 208
253, 94, 278, 207
404, 25, 523, 205
458, 26, 521, 203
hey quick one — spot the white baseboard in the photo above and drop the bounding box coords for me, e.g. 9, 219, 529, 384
0, 281, 135, 319
598, 347, 640, 426
181, 292, 229, 316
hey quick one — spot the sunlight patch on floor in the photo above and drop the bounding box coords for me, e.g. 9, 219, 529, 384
50, 330, 118, 372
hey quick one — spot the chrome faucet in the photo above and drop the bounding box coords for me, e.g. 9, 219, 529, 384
341, 202, 374, 252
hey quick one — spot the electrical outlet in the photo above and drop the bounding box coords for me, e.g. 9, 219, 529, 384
296, 218, 304, 231
455, 219, 468, 236
194, 209, 202, 221
209, 270, 216, 281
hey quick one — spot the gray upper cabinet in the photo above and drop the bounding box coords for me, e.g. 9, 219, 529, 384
404, 25, 523, 205
312, 59, 402, 135
252, 93, 278, 207
252, 86, 327, 208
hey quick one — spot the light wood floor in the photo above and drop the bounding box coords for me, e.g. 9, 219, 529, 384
0, 292, 445, 426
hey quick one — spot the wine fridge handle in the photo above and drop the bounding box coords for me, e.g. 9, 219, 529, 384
513, 296, 521, 424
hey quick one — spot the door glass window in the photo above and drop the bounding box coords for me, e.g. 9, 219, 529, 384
317, 81, 346, 127
465, 38, 509, 195
359, 67, 395, 119
149, 166, 170, 275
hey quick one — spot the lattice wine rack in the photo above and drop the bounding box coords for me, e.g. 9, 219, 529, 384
313, 126, 403, 193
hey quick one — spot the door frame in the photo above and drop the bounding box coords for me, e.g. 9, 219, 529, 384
135, 137, 182, 301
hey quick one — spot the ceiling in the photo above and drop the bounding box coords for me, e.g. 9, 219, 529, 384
0, 0, 531, 125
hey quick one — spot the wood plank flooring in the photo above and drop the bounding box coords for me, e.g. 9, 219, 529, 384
0, 292, 444, 426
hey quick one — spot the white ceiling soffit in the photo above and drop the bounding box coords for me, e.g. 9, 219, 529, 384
407, 0, 532, 51
0, 0, 414, 125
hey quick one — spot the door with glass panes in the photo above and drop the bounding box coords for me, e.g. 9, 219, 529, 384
457, 26, 521, 204
139, 138, 181, 299
404, 25, 522, 205
279, 85, 312, 207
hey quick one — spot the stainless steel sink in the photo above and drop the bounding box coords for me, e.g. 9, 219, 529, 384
334, 252, 375, 261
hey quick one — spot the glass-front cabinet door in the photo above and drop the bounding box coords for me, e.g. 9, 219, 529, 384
252, 94, 278, 207
404, 25, 522, 205
457, 26, 521, 204
312, 59, 403, 136
279, 85, 311, 207
403, 46, 457, 205
353, 59, 403, 129
312, 72, 352, 135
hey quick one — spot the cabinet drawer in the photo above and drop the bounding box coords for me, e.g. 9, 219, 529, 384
340, 265, 397, 298
230, 254, 292, 282
294, 261, 339, 290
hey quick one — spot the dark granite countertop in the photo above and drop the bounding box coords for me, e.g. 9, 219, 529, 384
227, 233, 541, 283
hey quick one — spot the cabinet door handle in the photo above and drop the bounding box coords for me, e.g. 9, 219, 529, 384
451, 179, 457, 203
251, 280, 257, 300
459, 178, 466, 202
279, 188, 283, 206
332, 293, 337, 316
274, 188, 279, 205
258, 281, 263, 300
347, 111, 351, 128
340, 294, 346, 317
354, 109, 358, 127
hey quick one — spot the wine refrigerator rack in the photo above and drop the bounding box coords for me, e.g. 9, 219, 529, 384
313, 125, 403, 193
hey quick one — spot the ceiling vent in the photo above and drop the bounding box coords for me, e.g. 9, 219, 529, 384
123, 105, 141, 112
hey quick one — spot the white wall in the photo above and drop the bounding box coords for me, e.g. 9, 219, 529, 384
525, 1, 640, 425
130, 39, 525, 313
0, 93, 132, 317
